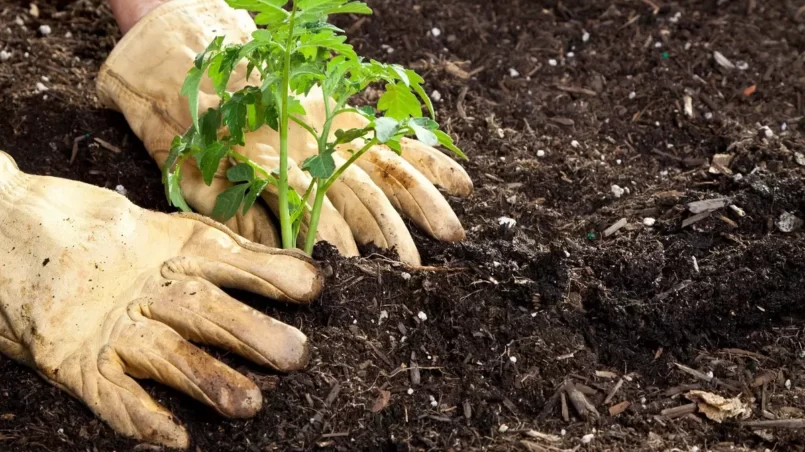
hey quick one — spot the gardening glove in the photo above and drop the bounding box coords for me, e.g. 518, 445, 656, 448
96, 0, 473, 266
0, 151, 321, 448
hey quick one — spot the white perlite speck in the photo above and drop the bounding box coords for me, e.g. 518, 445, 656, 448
39, 25, 51, 36
35, 82, 48, 93
582, 31, 590, 42
407, 388, 414, 395
581, 433, 594, 444
115, 185, 127, 196
571, 140, 580, 148
643, 217, 656, 227
548, 58, 557, 66
509, 356, 517, 363
417, 311, 428, 321
536, 150, 546, 158
611, 185, 625, 198
498, 216, 516, 228
509, 68, 519, 78
0, 50, 10, 61
430, 28, 441, 37
430, 90, 442, 102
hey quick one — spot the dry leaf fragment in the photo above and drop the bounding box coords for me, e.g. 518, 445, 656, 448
609, 401, 631, 416
371, 389, 391, 413
743, 84, 757, 96
685, 390, 750, 423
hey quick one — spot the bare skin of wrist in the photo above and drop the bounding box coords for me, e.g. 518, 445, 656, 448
108, 0, 173, 34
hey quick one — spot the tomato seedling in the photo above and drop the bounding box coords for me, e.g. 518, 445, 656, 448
164, 0, 466, 254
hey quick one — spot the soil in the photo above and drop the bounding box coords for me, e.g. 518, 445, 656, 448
1, 0, 805, 451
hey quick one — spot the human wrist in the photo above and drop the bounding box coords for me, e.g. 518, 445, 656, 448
108, 0, 174, 34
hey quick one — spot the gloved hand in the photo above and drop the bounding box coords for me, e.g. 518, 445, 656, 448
96, 0, 473, 266
0, 151, 321, 448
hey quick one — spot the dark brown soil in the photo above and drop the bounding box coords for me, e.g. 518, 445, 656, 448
2, 0, 805, 451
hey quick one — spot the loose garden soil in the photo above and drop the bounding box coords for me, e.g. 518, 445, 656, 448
1, 0, 805, 450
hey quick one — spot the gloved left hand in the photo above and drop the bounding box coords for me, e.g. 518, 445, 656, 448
0, 151, 321, 448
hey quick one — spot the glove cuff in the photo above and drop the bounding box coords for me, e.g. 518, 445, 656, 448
97, 0, 255, 163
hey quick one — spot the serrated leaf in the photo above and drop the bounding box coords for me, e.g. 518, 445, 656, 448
199, 141, 229, 185
166, 170, 192, 212
406, 69, 434, 118
288, 96, 307, 116
386, 138, 402, 154
228, 0, 289, 25
333, 1, 372, 14
378, 83, 422, 120
227, 163, 255, 183
411, 117, 439, 130
221, 94, 249, 145
410, 122, 438, 147
243, 178, 270, 214
199, 108, 222, 146
301, 152, 336, 178
181, 67, 204, 132
389, 64, 410, 86
374, 117, 400, 143
433, 129, 467, 160
194, 36, 224, 69
208, 46, 242, 96
358, 105, 376, 119
212, 183, 250, 222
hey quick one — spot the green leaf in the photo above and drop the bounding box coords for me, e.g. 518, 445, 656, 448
199, 108, 221, 146
301, 152, 336, 178
374, 117, 400, 143
386, 138, 402, 155
378, 83, 422, 120
181, 67, 204, 132
288, 96, 307, 116
199, 141, 229, 185
333, 1, 372, 14
334, 127, 369, 144
208, 46, 242, 96
358, 105, 376, 119
433, 129, 468, 160
411, 117, 439, 130
221, 94, 249, 145
243, 178, 270, 214
166, 170, 192, 212
194, 36, 224, 69
405, 69, 434, 118
410, 122, 438, 147
227, 163, 255, 183
228, 0, 289, 25
212, 183, 250, 222
389, 64, 410, 86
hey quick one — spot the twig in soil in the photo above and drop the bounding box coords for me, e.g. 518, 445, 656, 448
93, 137, 122, 154
640, 0, 660, 15
673, 363, 740, 391
70, 133, 89, 165
456, 86, 470, 121
661, 403, 698, 419
410, 352, 421, 386
688, 198, 729, 214
603, 218, 628, 238
463, 400, 472, 420
555, 85, 597, 97
604, 378, 624, 404
538, 386, 564, 420
682, 211, 711, 228
666, 384, 702, 397
560, 391, 569, 422
566, 383, 599, 420
743, 419, 805, 429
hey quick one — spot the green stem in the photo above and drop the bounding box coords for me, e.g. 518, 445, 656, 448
321, 138, 377, 191
304, 179, 326, 254
229, 150, 276, 183
277, 2, 298, 249
290, 116, 319, 141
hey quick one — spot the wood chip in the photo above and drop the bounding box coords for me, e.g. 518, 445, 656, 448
444, 61, 470, 79
751, 371, 778, 388
523, 430, 562, 442
609, 401, 631, 416
604, 378, 624, 404
688, 198, 729, 213
682, 211, 711, 228
566, 384, 600, 419
596, 370, 618, 379
603, 218, 628, 237
370, 390, 391, 413
560, 391, 569, 422
742, 419, 805, 429
556, 85, 597, 96
709, 154, 734, 175
743, 84, 757, 97
661, 403, 698, 419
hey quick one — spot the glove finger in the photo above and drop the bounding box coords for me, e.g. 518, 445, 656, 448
222, 203, 281, 249
326, 156, 421, 266
144, 278, 309, 372
243, 144, 359, 257
396, 137, 474, 196
338, 143, 466, 242
89, 346, 190, 448
164, 213, 323, 304
114, 315, 262, 419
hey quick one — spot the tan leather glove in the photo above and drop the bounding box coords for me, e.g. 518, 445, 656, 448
96, 0, 473, 266
0, 151, 321, 448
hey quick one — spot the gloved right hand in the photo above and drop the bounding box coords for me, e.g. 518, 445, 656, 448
0, 151, 321, 448
96, 0, 473, 266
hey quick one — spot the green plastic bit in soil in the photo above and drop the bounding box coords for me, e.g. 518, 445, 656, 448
162, 0, 467, 255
